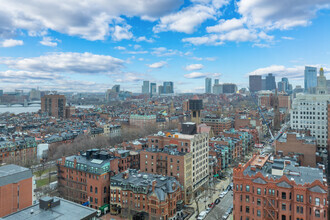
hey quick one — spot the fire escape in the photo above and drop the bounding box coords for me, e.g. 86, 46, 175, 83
263, 189, 278, 220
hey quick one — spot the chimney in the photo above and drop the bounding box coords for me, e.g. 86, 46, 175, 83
152, 180, 157, 192
74, 158, 77, 168
61, 156, 65, 165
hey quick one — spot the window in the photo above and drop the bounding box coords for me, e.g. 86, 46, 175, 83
104, 187, 107, 193
315, 198, 320, 206
282, 192, 286, 199
257, 188, 261, 195
246, 185, 250, 192
246, 195, 250, 202
257, 210, 261, 217
90, 186, 93, 192
95, 198, 98, 204
257, 199, 261, 206
315, 209, 320, 217
246, 206, 250, 213
282, 203, 286, 210
90, 197, 93, 202
95, 187, 98, 194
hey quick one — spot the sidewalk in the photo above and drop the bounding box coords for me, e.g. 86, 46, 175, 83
187, 176, 232, 219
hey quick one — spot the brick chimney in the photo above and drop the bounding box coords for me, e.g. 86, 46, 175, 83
74, 157, 77, 168
152, 180, 157, 192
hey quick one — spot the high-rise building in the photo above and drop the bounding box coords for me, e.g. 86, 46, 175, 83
205, 78, 212, 93
265, 73, 276, 91
249, 75, 262, 92
317, 68, 327, 94
189, 95, 203, 124
142, 80, 149, 94
213, 84, 223, 94
150, 82, 156, 96
233, 154, 328, 220
41, 94, 66, 118
0, 165, 33, 217
223, 83, 237, 94
278, 77, 289, 93
304, 66, 317, 93
163, 81, 174, 94
158, 85, 164, 95
145, 126, 209, 203
327, 80, 330, 94
0, 90, 3, 96
290, 94, 330, 151
112, 84, 120, 93
214, 79, 219, 85
29, 88, 41, 100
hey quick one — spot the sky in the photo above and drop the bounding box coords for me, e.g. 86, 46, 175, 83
0, 0, 330, 93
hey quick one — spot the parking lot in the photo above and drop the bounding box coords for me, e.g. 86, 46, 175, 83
204, 190, 233, 220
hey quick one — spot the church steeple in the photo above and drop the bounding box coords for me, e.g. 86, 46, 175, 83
317, 67, 327, 94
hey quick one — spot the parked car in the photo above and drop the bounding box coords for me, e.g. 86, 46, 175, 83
222, 213, 229, 220
197, 211, 207, 220
215, 199, 220, 204
206, 207, 212, 213
208, 203, 214, 208
219, 192, 226, 198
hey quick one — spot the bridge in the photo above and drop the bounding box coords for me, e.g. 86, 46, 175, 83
0, 100, 41, 107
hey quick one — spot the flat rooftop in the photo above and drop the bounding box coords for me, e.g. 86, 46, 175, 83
0, 164, 32, 187
2, 197, 96, 220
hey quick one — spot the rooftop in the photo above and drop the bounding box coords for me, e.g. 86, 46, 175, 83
2, 197, 96, 220
0, 164, 32, 187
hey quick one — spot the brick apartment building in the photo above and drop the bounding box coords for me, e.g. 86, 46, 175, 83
145, 123, 209, 202
41, 94, 67, 118
110, 170, 183, 220
201, 115, 232, 135
0, 138, 37, 165
129, 114, 156, 127
57, 149, 119, 210
233, 154, 328, 220
0, 165, 33, 217
276, 132, 317, 167
110, 149, 140, 172
140, 146, 193, 204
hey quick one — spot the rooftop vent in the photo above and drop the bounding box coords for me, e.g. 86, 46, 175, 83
143, 175, 148, 179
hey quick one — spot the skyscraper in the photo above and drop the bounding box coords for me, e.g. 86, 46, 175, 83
142, 80, 149, 94
222, 83, 237, 94
205, 78, 212, 93
150, 83, 156, 96
213, 84, 223, 94
163, 81, 174, 94
112, 85, 120, 93
278, 77, 289, 92
317, 68, 327, 94
249, 75, 262, 92
265, 73, 276, 91
304, 66, 317, 93
214, 79, 219, 85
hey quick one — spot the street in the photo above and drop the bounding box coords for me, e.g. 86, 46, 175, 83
188, 173, 232, 219
205, 191, 233, 220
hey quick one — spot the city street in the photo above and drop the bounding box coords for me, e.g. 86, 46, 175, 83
188, 172, 232, 219
205, 191, 233, 220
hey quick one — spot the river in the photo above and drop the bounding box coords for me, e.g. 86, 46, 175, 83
0, 104, 94, 114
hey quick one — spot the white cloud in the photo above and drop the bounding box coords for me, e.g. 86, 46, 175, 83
0, 0, 183, 41
40, 37, 59, 47
151, 47, 182, 56
185, 64, 204, 71
282, 36, 294, 40
1, 39, 23, 47
112, 25, 133, 41
153, 5, 217, 34
237, 0, 330, 30
133, 44, 141, 50
147, 61, 167, 69
0, 52, 125, 74
252, 43, 270, 48
184, 72, 208, 79
207, 18, 244, 33
184, 71, 221, 79
114, 46, 126, 50
248, 65, 308, 80
114, 72, 144, 82
135, 36, 154, 43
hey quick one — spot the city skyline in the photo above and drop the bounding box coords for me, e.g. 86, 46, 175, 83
0, 0, 330, 93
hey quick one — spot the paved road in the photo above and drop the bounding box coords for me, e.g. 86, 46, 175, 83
205, 191, 233, 220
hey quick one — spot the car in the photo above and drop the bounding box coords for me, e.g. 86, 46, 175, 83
208, 203, 214, 208
219, 192, 225, 198
223, 190, 228, 195
215, 199, 220, 204
205, 207, 212, 213
197, 211, 207, 220
222, 213, 229, 220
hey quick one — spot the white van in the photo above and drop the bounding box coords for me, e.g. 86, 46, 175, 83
197, 211, 207, 220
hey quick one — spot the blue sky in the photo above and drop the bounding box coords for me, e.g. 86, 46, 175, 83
0, 0, 330, 93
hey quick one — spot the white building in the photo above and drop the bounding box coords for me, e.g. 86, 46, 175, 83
290, 94, 330, 151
